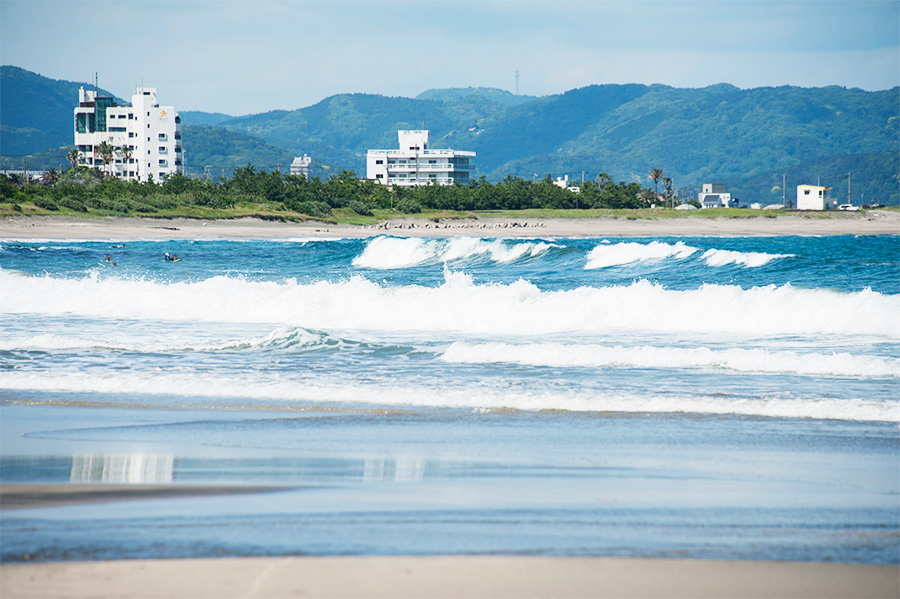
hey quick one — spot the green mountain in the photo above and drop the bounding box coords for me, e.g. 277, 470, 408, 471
0, 65, 124, 156
180, 111, 235, 126
3, 66, 898, 204
416, 87, 537, 106
181, 124, 315, 179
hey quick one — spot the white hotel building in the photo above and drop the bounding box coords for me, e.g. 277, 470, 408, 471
366, 130, 474, 187
74, 87, 182, 182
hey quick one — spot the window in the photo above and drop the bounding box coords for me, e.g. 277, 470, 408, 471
804, 189, 810, 195
159, 146, 167, 154
128, 132, 134, 138
158, 133, 167, 141
375, 174, 383, 179
159, 159, 168, 167
375, 159, 383, 165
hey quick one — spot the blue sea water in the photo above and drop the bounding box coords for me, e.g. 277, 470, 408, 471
1, 233, 898, 563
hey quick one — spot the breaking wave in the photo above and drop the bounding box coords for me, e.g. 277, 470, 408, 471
2, 269, 898, 338
352, 236, 556, 269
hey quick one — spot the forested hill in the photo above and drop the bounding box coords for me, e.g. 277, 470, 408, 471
2, 65, 898, 204
219, 83, 897, 184
0, 66, 124, 156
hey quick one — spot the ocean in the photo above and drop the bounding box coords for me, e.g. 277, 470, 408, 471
1, 233, 898, 563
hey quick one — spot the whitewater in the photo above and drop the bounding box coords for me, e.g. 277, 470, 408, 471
1, 233, 898, 563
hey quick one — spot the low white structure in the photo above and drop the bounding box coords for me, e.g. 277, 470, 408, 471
553, 175, 581, 193
697, 183, 732, 208
796, 184, 832, 210
366, 130, 475, 187
290, 155, 311, 178
74, 86, 182, 182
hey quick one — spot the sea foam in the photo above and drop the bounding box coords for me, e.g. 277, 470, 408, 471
2, 370, 896, 422
2, 270, 898, 338
441, 341, 900, 378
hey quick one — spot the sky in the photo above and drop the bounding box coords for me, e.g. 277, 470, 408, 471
2, 0, 898, 116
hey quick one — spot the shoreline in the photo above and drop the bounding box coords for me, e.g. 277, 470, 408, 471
2, 556, 896, 598
1, 485, 897, 598
1, 211, 898, 239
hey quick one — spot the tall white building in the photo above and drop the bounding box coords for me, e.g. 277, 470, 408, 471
74, 87, 182, 182
366, 130, 475, 187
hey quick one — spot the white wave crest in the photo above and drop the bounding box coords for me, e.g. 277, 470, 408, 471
441, 342, 900, 378
1, 371, 896, 422
0, 327, 331, 353
701, 248, 794, 267
352, 236, 555, 269
2, 270, 898, 338
585, 241, 698, 269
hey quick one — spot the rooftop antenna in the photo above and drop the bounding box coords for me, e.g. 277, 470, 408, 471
515, 69, 520, 95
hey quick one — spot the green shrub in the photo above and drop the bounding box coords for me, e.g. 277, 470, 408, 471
33, 197, 59, 211
397, 198, 422, 214
57, 196, 87, 212
348, 200, 373, 216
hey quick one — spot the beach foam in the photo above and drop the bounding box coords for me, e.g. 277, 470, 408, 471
2, 270, 898, 339
441, 341, 900, 378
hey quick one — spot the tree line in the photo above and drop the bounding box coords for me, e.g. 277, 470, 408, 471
1, 164, 670, 218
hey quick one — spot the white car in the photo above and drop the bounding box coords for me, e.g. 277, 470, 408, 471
838, 204, 860, 211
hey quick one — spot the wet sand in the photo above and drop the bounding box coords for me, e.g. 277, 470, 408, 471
1, 485, 897, 598
2, 555, 896, 598
0, 483, 288, 510
1, 210, 898, 240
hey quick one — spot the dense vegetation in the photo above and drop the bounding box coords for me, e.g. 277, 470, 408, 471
1, 166, 651, 220
3, 66, 897, 205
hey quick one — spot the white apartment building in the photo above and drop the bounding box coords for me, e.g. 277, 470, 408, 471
697, 183, 732, 208
366, 130, 475, 187
74, 87, 182, 182
290, 155, 311, 178
796, 184, 832, 210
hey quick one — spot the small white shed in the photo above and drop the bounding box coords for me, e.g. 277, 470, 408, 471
796, 185, 831, 210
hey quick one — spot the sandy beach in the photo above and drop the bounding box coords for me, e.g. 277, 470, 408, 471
2, 553, 897, 598
1, 210, 898, 240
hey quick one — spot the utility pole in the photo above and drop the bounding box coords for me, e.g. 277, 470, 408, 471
204, 165, 211, 182
275, 163, 282, 174
23, 155, 28, 183
782, 174, 786, 208
515, 69, 520, 95
848, 172, 851, 205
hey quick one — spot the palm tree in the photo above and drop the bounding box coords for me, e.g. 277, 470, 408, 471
66, 148, 82, 177
663, 177, 673, 208
117, 145, 133, 179
596, 172, 611, 189
648, 168, 664, 204
41, 168, 60, 187
96, 141, 115, 177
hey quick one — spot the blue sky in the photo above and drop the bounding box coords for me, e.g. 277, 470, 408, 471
2, 0, 898, 115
